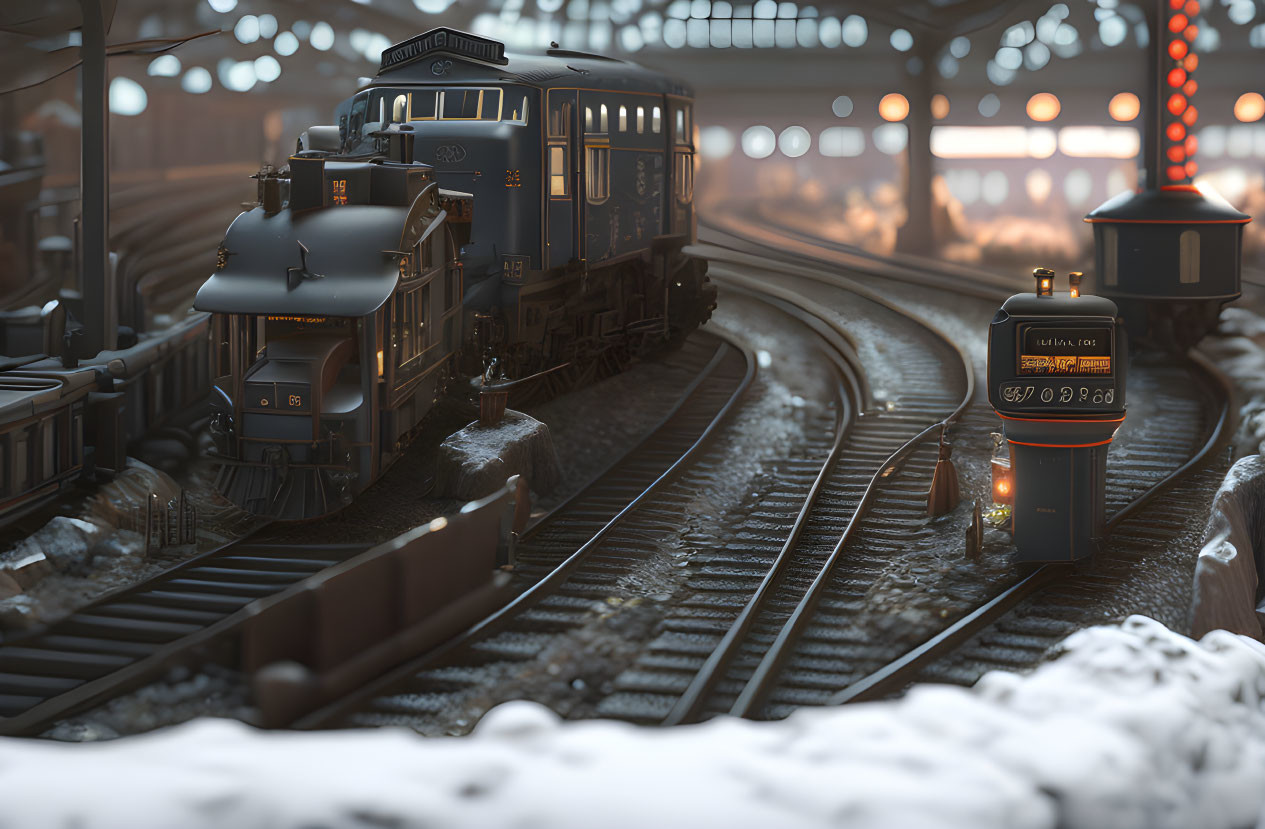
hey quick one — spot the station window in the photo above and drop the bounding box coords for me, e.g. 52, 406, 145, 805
674, 151, 694, 203
586, 146, 610, 204
619, 105, 627, 132
636, 106, 645, 134
1179, 230, 1200, 284
652, 106, 662, 133
549, 145, 569, 196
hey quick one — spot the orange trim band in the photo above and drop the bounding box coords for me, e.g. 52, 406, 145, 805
1008, 438, 1116, 448
1161, 184, 1200, 192
995, 411, 1125, 424
1084, 217, 1251, 225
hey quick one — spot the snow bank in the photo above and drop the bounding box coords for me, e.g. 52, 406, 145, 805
434, 410, 561, 500
3, 616, 1265, 828
1191, 455, 1265, 640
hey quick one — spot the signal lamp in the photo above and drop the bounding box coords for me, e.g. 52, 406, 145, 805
992, 456, 1014, 506
1169, 13, 1188, 32
1183, 24, 1198, 41
1169, 39, 1187, 60
1166, 121, 1186, 141
1034, 267, 1055, 296
1182, 105, 1198, 126
1167, 93, 1187, 115
1068, 271, 1083, 298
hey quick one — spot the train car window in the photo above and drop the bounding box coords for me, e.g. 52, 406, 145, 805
408, 91, 437, 120
550, 146, 569, 196
600, 104, 609, 133
652, 106, 662, 133
675, 108, 684, 138
549, 101, 570, 138
586, 146, 610, 203
394, 287, 428, 370
1179, 230, 1200, 283
636, 106, 645, 134
619, 106, 627, 132
585, 107, 594, 133
392, 95, 408, 122
674, 151, 694, 203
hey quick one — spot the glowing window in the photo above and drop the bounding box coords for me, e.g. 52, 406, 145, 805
652, 106, 662, 133
600, 104, 608, 133
549, 146, 568, 196
619, 105, 627, 132
585, 106, 594, 132
637, 106, 645, 133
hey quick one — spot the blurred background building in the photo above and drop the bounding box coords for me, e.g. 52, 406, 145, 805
1, 0, 1262, 292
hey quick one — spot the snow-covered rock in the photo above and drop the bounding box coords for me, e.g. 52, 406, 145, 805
1191, 455, 1265, 640
3, 616, 1265, 828
434, 410, 561, 500
0, 516, 107, 589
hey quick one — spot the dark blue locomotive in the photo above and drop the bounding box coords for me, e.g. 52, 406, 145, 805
195, 28, 714, 519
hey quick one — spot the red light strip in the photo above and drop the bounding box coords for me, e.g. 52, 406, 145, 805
1165, 0, 1199, 183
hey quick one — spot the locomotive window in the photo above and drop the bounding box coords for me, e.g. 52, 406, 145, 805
408, 91, 437, 120
550, 146, 569, 196
392, 95, 407, 122
674, 152, 694, 203
506, 94, 529, 125
394, 286, 429, 370
619, 105, 627, 132
652, 106, 662, 133
586, 146, 610, 204
636, 106, 645, 134
443, 89, 481, 120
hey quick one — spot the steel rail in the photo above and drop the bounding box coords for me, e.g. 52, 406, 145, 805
294, 329, 758, 729
663, 262, 975, 725
827, 351, 1234, 706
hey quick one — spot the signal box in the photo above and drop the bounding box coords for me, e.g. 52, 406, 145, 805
987, 269, 1127, 562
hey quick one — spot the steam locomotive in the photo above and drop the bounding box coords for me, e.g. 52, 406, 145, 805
195, 28, 715, 520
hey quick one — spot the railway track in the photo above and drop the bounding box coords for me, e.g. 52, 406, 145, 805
297, 293, 856, 731
0, 330, 749, 736
692, 217, 1236, 718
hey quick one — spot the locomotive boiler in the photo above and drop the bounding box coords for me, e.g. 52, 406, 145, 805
196, 28, 715, 520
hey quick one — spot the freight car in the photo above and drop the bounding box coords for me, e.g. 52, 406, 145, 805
195, 28, 715, 519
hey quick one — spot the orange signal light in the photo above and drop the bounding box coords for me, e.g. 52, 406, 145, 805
1168, 164, 1186, 181
1167, 121, 1186, 141
1167, 146, 1186, 163
1184, 0, 1200, 15
1169, 39, 1188, 59
1182, 80, 1197, 97
1182, 105, 1198, 126
1183, 53, 1198, 71
1169, 13, 1188, 32
1184, 134, 1198, 155
1167, 68, 1186, 87
1185, 160, 1198, 177
1184, 24, 1198, 41
991, 456, 1014, 506
1167, 94, 1187, 115
1169, 0, 1183, 8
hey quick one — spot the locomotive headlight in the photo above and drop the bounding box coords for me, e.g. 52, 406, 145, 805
991, 456, 1014, 506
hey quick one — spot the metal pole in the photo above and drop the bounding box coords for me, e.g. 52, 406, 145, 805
1143, 0, 1163, 191
77, 0, 116, 359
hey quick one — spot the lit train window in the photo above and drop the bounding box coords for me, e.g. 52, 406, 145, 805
652, 106, 662, 133
585, 107, 594, 132
676, 108, 685, 137
600, 104, 609, 133
549, 146, 568, 196
674, 152, 694, 203
392, 95, 407, 122
1179, 230, 1200, 283
619, 105, 627, 132
637, 106, 645, 134
586, 146, 610, 203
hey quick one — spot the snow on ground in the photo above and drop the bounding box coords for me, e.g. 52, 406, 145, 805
3, 616, 1265, 829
